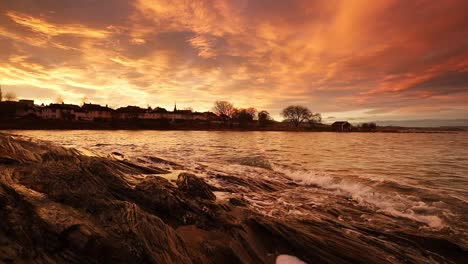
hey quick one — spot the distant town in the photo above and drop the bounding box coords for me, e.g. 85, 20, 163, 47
0, 94, 462, 132
1, 98, 219, 122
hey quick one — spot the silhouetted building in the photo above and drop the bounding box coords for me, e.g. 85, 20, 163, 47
41, 103, 81, 120
331, 121, 352, 132
0, 100, 36, 119
81, 103, 114, 120
116, 106, 147, 119
1, 98, 221, 123
19, 99, 34, 107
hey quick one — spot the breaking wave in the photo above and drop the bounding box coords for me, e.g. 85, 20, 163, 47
274, 166, 448, 229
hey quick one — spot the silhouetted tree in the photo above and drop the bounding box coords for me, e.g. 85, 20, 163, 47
281, 105, 312, 128
245, 107, 257, 120
308, 113, 322, 127
4, 91, 17, 101
258, 110, 271, 126
361, 122, 377, 131
234, 108, 256, 128
212, 101, 235, 123
0, 85, 3, 102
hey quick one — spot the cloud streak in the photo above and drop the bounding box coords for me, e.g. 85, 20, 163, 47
0, 0, 467, 121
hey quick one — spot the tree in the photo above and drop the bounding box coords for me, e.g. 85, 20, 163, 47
281, 105, 312, 128
308, 113, 322, 127
212, 101, 235, 122
361, 122, 377, 131
258, 110, 271, 126
245, 107, 257, 120
0, 85, 2, 102
4, 91, 17, 101
234, 108, 257, 127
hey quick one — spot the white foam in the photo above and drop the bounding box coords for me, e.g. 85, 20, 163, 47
274, 166, 447, 229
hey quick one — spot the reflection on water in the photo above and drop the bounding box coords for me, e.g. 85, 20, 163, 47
8, 130, 468, 250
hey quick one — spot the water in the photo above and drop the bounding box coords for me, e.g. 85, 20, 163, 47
7, 130, 468, 255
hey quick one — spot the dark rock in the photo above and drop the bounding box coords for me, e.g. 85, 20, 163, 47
0, 157, 20, 165
177, 173, 216, 201
1, 133, 465, 264
229, 197, 248, 207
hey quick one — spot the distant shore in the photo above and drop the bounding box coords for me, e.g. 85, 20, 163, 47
0, 118, 465, 133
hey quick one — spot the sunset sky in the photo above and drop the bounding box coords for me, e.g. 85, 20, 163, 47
1, 0, 467, 123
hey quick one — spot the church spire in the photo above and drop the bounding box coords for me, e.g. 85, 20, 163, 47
174, 102, 177, 112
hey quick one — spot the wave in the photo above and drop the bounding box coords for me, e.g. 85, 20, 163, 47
274, 166, 448, 229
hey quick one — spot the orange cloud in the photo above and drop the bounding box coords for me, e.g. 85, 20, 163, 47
0, 0, 467, 121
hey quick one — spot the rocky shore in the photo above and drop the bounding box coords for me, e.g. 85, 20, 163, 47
0, 133, 313, 263
0, 133, 466, 263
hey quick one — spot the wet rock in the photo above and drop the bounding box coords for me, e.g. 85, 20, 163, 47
118, 160, 169, 174
144, 156, 184, 169
0, 157, 20, 165
1, 133, 466, 264
229, 197, 248, 207
177, 173, 216, 201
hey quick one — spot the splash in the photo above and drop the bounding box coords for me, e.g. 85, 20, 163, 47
274, 166, 447, 229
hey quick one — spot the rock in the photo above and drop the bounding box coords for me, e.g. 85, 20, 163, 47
229, 197, 248, 207
0, 157, 20, 165
176, 173, 216, 201
1, 133, 465, 264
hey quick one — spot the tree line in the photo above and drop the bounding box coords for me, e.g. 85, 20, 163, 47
212, 100, 321, 128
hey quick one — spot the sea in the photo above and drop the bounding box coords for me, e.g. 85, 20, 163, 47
7, 130, 468, 261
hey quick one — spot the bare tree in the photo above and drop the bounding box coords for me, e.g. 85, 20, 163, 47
0, 85, 3, 102
245, 107, 257, 120
4, 91, 17, 101
309, 113, 322, 127
212, 101, 236, 120
281, 105, 312, 128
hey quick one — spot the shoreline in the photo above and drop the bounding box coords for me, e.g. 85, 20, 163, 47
0, 133, 466, 263
0, 122, 463, 134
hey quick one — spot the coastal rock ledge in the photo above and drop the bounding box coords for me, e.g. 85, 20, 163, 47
0, 133, 308, 263
0, 133, 466, 264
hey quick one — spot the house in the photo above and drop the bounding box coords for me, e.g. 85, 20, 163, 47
19, 99, 35, 107
81, 103, 114, 120
0, 100, 36, 119
116, 106, 146, 119
171, 109, 193, 120
331, 121, 352, 132
41, 103, 81, 120
192, 111, 218, 121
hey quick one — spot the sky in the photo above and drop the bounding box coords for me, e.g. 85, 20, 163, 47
0, 0, 467, 123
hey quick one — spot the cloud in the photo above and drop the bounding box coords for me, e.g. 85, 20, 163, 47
0, 0, 467, 120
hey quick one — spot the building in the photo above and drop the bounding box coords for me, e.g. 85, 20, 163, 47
0, 100, 37, 119
331, 121, 352, 132
171, 109, 193, 120
19, 99, 35, 107
1, 98, 221, 123
41, 103, 81, 120
81, 103, 114, 120
116, 106, 147, 119
192, 111, 218, 121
